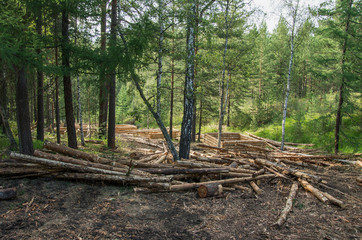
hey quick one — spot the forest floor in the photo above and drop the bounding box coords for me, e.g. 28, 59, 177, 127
1, 137, 361, 240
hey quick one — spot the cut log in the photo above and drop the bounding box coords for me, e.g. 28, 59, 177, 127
321, 191, 345, 208
0, 167, 54, 176
275, 182, 298, 226
232, 185, 251, 192
137, 168, 229, 175
170, 174, 275, 191
10, 152, 170, 182
152, 153, 168, 164
0, 188, 17, 200
255, 158, 321, 182
228, 161, 238, 168
198, 183, 223, 198
44, 142, 127, 166
249, 181, 263, 195
52, 172, 171, 187
298, 178, 328, 203
33, 150, 149, 176
197, 144, 229, 152
177, 160, 256, 174
252, 168, 265, 177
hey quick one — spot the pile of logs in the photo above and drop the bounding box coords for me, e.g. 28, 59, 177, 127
132, 128, 180, 139
115, 124, 138, 134
204, 132, 317, 154
2, 134, 361, 225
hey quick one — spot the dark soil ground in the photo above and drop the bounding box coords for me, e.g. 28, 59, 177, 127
1, 141, 361, 239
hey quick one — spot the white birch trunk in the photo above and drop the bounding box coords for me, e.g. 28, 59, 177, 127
281, 0, 299, 151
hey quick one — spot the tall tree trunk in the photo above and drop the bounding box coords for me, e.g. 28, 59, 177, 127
156, 0, 164, 117
62, 8, 77, 149
107, 0, 117, 149
217, 0, 230, 148
75, 18, 85, 146
334, 0, 352, 154
169, 1, 175, 139
169, 53, 174, 139
227, 89, 231, 127
98, 0, 108, 139
281, 1, 299, 151
16, 67, 34, 155
179, 0, 196, 159
197, 88, 203, 142
36, 9, 44, 141
191, 3, 199, 143
0, 63, 17, 150
77, 75, 85, 146
55, 46, 61, 144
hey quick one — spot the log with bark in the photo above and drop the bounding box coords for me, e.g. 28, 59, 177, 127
137, 168, 229, 175
10, 152, 171, 183
0, 188, 17, 200
198, 183, 223, 198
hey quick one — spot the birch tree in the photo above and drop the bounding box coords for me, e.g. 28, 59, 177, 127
281, 0, 300, 151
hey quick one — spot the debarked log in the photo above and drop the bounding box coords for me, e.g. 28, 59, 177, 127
298, 178, 328, 203
170, 174, 275, 191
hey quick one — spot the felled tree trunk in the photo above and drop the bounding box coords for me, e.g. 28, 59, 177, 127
0, 188, 17, 200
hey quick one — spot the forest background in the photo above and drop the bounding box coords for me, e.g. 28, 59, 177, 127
0, 0, 360, 157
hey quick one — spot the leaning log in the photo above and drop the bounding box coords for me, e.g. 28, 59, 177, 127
255, 158, 321, 182
275, 182, 299, 226
198, 183, 223, 198
0, 188, 17, 200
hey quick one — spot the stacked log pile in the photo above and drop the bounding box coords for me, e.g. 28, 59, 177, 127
2, 134, 361, 225
115, 124, 138, 134
132, 128, 180, 139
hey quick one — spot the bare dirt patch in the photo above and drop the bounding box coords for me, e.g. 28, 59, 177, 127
1, 165, 361, 240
